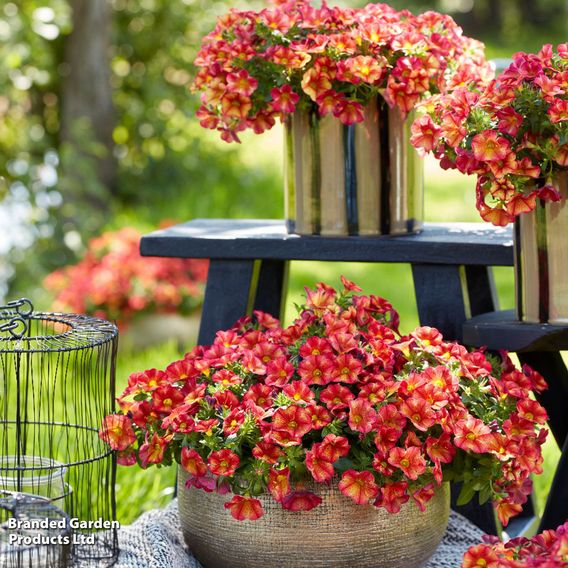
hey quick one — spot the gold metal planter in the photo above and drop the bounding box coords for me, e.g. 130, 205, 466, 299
178, 470, 449, 568
284, 99, 424, 236
515, 172, 568, 324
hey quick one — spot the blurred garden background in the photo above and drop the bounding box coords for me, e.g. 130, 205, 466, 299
1, 0, 567, 524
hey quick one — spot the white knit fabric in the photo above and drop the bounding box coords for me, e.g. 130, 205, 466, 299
113, 501, 484, 568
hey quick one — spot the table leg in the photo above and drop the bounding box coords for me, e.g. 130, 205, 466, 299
197, 259, 257, 345
412, 264, 467, 341
539, 433, 568, 531
464, 265, 499, 315
253, 260, 290, 321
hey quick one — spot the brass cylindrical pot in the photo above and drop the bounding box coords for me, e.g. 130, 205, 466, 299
178, 470, 449, 568
284, 99, 424, 236
515, 172, 568, 324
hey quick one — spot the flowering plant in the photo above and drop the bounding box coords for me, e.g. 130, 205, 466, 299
45, 227, 208, 325
193, 0, 493, 142
100, 278, 547, 523
411, 44, 568, 226
462, 521, 568, 567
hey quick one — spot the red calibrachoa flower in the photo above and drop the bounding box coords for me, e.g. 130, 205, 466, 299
348, 398, 377, 434
413, 44, 568, 225
102, 278, 547, 523
378, 481, 410, 514
461, 544, 500, 568
461, 521, 568, 567
224, 495, 264, 521
454, 417, 495, 454
387, 446, 427, 481
339, 470, 379, 505
305, 447, 335, 483
98, 415, 136, 451
281, 491, 322, 512
208, 449, 240, 477
181, 448, 207, 478
138, 433, 167, 467
45, 227, 207, 327
193, 1, 492, 142
272, 405, 313, 438
268, 467, 291, 503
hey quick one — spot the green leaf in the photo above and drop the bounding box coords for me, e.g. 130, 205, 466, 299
457, 482, 476, 506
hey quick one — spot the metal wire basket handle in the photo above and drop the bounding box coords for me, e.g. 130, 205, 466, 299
0, 298, 34, 339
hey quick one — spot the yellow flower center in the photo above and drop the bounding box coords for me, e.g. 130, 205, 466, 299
400, 459, 410, 468
466, 432, 476, 440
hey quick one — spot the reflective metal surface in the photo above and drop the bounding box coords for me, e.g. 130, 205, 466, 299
178, 470, 449, 568
515, 172, 568, 324
284, 99, 424, 236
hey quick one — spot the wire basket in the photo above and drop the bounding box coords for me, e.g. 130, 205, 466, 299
0, 299, 118, 567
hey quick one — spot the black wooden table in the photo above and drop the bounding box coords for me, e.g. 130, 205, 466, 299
141, 220, 512, 345
141, 219, 565, 534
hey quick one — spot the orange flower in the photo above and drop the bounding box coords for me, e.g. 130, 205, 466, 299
301, 68, 332, 101
307, 404, 332, 430
224, 495, 264, 521
334, 99, 365, 125
516, 399, 548, 424
461, 544, 500, 568
348, 398, 377, 434
252, 441, 283, 464
268, 467, 291, 502
270, 85, 300, 114
471, 131, 511, 162
227, 70, 258, 97
410, 115, 441, 156
387, 446, 427, 480
220, 93, 252, 120
181, 448, 207, 477
271, 405, 313, 438
377, 481, 409, 513
318, 434, 350, 462
298, 355, 334, 386
305, 446, 335, 482
139, 433, 167, 467
99, 414, 136, 451
281, 491, 322, 512
345, 55, 384, 84
332, 353, 362, 383
453, 417, 494, 454
400, 397, 436, 431
320, 384, 355, 411
426, 433, 455, 464
494, 500, 522, 527
208, 449, 240, 477
338, 470, 379, 505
